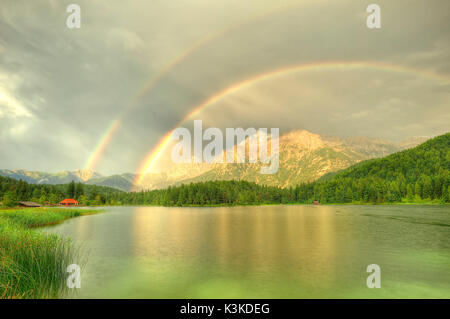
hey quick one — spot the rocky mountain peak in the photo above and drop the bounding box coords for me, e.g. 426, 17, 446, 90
73, 169, 103, 182
280, 129, 325, 151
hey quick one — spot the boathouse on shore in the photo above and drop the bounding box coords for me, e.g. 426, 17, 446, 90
18, 201, 42, 207
59, 198, 79, 206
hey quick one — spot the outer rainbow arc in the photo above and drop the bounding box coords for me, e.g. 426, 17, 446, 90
131, 1, 301, 104
84, 120, 121, 171
134, 60, 450, 187
83, 3, 299, 172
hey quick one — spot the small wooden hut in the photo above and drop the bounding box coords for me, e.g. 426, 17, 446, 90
18, 201, 42, 207
59, 198, 79, 206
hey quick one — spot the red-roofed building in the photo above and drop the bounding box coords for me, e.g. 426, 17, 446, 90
59, 198, 79, 206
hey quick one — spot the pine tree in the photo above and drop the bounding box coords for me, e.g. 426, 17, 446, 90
407, 184, 414, 202
421, 176, 432, 199
67, 180, 75, 198
75, 183, 84, 199
2, 192, 16, 207
345, 187, 353, 203
414, 182, 422, 199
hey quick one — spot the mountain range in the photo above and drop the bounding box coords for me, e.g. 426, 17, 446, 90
0, 130, 428, 191
0, 168, 135, 191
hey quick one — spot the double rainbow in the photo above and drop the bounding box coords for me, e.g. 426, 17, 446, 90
83, 2, 299, 172
133, 60, 450, 186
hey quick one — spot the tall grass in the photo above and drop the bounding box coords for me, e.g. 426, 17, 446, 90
0, 209, 84, 228
0, 208, 99, 299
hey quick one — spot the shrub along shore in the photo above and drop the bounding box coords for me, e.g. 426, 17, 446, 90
0, 208, 100, 299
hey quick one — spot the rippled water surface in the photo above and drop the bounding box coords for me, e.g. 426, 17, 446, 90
42, 205, 450, 298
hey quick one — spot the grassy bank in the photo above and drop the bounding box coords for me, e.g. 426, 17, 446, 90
0, 208, 100, 299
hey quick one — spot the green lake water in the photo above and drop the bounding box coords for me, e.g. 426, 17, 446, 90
42, 205, 450, 298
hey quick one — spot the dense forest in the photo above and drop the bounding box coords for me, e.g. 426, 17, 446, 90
1, 133, 449, 206
0, 177, 123, 206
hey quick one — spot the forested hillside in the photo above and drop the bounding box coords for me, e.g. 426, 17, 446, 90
293, 133, 449, 203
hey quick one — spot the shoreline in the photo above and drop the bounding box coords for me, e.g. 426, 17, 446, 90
31, 202, 449, 208
0, 208, 101, 299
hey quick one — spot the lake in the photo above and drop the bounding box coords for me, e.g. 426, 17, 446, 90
42, 205, 450, 298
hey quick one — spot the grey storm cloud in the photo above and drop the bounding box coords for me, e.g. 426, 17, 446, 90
0, 0, 449, 174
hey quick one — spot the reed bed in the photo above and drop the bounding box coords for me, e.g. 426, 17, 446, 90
0, 208, 99, 299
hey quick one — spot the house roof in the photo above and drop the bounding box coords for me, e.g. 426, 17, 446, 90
59, 198, 79, 204
18, 201, 42, 207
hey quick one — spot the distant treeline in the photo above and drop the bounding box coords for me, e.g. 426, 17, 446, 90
97, 132, 450, 205
0, 178, 122, 207
1, 133, 449, 206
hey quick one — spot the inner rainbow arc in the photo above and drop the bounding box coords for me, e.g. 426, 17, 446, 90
133, 60, 450, 187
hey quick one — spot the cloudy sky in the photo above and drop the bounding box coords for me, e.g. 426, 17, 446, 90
0, 0, 449, 174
